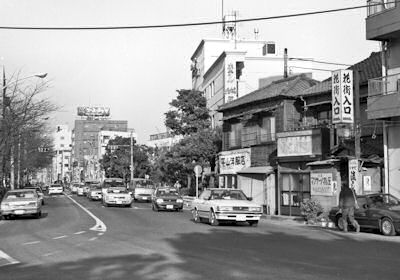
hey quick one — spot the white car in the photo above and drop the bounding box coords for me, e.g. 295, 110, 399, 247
191, 188, 263, 226
48, 184, 64, 195
102, 187, 133, 207
1, 189, 42, 219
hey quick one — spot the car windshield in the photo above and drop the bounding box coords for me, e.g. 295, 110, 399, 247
209, 190, 248, 200
104, 182, 125, 188
158, 189, 179, 196
370, 194, 400, 206
108, 187, 127, 193
5, 191, 36, 199
50, 185, 62, 188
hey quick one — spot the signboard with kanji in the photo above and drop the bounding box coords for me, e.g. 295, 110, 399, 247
219, 148, 251, 174
331, 70, 354, 124
348, 159, 359, 191
310, 173, 333, 196
224, 58, 237, 104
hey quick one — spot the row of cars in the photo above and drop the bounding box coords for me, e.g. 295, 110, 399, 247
0, 183, 65, 220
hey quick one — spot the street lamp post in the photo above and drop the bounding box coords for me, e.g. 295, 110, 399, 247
2, 68, 47, 189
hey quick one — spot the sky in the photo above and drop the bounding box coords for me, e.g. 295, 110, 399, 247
0, 0, 380, 143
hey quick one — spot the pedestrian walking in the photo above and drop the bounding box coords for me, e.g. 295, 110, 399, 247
338, 182, 360, 233
174, 180, 181, 192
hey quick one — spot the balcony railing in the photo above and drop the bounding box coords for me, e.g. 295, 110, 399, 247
368, 73, 400, 97
224, 132, 276, 150
367, 0, 396, 17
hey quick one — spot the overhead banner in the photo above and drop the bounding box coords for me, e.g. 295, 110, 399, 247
331, 70, 354, 124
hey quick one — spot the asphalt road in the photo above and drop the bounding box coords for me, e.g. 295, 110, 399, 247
1, 193, 400, 280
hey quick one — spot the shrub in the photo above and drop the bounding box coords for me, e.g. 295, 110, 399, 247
300, 199, 324, 224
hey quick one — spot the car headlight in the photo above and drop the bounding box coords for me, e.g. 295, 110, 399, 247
1, 203, 9, 210
217, 206, 233, 211
249, 207, 261, 212
156, 198, 163, 203
176, 199, 183, 203
28, 202, 38, 207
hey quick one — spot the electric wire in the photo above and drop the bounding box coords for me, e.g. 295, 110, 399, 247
289, 57, 352, 67
0, 1, 398, 30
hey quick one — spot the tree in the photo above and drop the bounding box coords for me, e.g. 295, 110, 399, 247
1, 71, 58, 188
165, 89, 210, 135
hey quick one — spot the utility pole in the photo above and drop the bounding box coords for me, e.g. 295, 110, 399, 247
130, 130, 134, 184
354, 70, 361, 159
2, 67, 7, 188
284, 48, 288, 78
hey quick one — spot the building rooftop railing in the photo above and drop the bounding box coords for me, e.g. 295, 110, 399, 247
367, 0, 396, 17
368, 73, 400, 97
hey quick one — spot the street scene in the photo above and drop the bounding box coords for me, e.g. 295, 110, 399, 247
1, 0, 400, 279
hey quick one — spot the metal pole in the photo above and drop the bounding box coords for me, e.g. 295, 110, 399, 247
354, 70, 361, 159
2, 67, 7, 187
130, 130, 134, 183
196, 175, 199, 198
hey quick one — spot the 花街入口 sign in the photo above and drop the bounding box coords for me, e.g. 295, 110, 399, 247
310, 173, 333, 196
331, 70, 354, 124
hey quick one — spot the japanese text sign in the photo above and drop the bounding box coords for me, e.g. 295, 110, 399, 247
348, 159, 359, 191
224, 59, 237, 103
310, 173, 333, 196
331, 70, 354, 124
219, 148, 251, 174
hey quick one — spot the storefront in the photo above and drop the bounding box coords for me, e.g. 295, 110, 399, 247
218, 148, 251, 188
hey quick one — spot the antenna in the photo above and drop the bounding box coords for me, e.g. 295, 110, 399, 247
254, 28, 259, 40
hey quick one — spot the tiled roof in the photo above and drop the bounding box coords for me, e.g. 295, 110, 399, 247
302, 52, 382, 96
218, 74, 318, 111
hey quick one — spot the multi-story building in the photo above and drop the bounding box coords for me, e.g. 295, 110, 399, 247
72, 118, 128, 181
191, 15, 314, 128
365, 0, 400, 198
52, 124, 72, 183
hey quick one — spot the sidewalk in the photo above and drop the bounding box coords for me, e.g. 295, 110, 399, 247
261, 214, 306, 225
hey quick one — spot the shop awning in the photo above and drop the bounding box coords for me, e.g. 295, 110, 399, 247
237, 166, 274, 174
306, 159, 340, 166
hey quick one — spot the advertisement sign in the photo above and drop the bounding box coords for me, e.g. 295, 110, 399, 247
331, 70, 354, 124
224, 59, 237, 103
77, 106, 110, 117
348, 159, 359, 190
277, 135, 313, 157
219, 148, 251, 174
310, 173, 333, 196
363, 175, 372, 192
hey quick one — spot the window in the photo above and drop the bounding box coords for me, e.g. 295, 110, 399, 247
260, 116, 276, 142
229, 123, 242, 148
263, 42, 276, 55
242, 124, 258, 146
281, 173, 310, 207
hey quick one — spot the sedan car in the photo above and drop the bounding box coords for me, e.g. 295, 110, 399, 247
151, 188, 183, 211
87, 185, 103, 201
23, 185, 45, 205
191, 188, 263, 226
329, 193, 400, 236
77, 185, 85, 196
0, 189, 42, 219
48, 184, 64, 195
102, 187, 133, 207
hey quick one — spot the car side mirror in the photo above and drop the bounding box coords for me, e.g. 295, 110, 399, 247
247, 197, 253, 201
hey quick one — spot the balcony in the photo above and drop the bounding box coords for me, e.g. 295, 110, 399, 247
224, 132, 276, 150
367, 73, 400, 119
366, 0, 400, 40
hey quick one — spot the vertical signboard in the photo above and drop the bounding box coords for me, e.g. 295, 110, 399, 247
332, 70, 354, 124
348, 159, 359, 191
224, 59, 237, 103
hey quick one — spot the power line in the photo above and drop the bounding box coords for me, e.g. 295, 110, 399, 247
0, 1, 398, 31
289, 66, 334, 72
289, 57, 352, 67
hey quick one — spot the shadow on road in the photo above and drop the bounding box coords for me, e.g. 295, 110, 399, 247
1, 227, 399, 280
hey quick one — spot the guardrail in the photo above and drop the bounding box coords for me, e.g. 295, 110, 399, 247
182, 196, 195, 209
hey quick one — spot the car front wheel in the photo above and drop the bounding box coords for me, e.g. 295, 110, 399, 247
381, 218, 396, 236
337, 215, 346, 231
193, 208, 201, 223
209, 210, 219, 226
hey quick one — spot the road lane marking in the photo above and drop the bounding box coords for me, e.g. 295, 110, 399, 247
66, 195, 107, 232
97, 233, 104, 236
22, 241, 41, 245
42, 251, 60, 257
74, 231, 86, 235
53, 235, 68, 240
0, 250, 20, 267
89, 237, 98, 241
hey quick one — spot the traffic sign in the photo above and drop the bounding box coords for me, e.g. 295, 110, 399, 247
194, 165, 202, 177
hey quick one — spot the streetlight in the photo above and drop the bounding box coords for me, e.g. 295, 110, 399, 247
2, 67, 48, 189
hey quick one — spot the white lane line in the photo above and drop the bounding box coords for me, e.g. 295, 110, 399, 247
89, 237, 98, 241
53, 235, 68, 240
97, 233, 104, 236
74, 231, 86, 235
22, 241, 41, 245
66, 195, 107, 233
42, 251, 60, 257
0, 250, 20, 266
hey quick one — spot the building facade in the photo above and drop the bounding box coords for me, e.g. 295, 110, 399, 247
52, 124, 72, 184
366, 1, 400, 198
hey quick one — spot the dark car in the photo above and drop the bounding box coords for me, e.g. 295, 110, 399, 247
329, 193, 400, 236
151, 188, 183, 212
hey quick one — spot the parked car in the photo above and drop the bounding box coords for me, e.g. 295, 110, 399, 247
329, 193, 400, 236
102, 186, 133, 207
101, 178, 126, 197
48, 184, 64, 195
191, 188, 263, 226
23, 185, 45, 205
0, 189, 42, 219
87, 185, 103, 201
71, 183, 81, 194
151, 187, 183, 211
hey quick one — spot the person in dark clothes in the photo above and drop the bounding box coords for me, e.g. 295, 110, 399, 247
339, 182, 360, 233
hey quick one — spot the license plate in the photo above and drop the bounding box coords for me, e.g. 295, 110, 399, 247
166, 205, 173, 209
117, 201, 122, 204
14, 210, 25, 215
142, 197, 147, 200
236, 215, 246, 221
